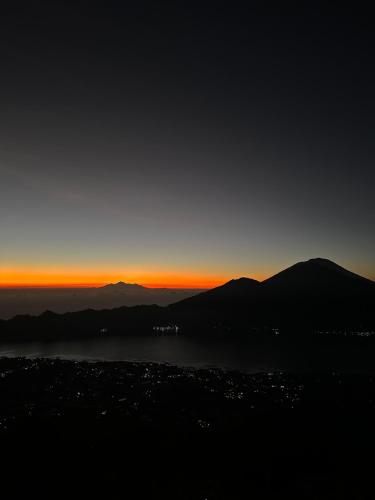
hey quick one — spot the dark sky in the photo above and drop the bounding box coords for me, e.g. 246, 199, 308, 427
1, 1, 374, 285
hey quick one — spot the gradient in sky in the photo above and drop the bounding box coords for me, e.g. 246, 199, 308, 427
0, 2, 374, 287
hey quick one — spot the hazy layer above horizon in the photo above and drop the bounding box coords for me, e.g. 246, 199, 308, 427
0, 284, 206, 320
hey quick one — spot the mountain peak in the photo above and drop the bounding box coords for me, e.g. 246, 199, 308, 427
100, 281, 146, 290
290, 258, 346, 272
227, 277, 259, 285
263, 258, 373, 291
306, 257, 336, 264
170, 276, 260, 309
303, 258, 346, 268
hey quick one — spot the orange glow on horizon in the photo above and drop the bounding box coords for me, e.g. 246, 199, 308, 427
0, 266, 267, 289
0, 281, 222, 289
1, 265, 373, 289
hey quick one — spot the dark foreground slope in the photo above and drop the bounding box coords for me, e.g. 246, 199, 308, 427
1, 357, 375, 499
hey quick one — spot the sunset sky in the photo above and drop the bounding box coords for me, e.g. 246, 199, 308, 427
1, 3, 374, 288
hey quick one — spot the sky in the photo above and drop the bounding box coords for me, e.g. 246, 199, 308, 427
0, 2, 374, 287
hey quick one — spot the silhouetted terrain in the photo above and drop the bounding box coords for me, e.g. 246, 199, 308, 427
172, 258, 375, 332
0, 259, 374, 341
0, 282, 205, 320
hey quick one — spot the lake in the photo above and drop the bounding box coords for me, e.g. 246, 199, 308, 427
0, 336, 280, 372
0, 334, 374, 373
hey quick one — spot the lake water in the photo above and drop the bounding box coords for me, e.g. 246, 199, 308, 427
0, 334, 373, 373
0, 336, 282, 372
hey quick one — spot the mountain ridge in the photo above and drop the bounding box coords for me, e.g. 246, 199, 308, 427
0, 258, 374, 339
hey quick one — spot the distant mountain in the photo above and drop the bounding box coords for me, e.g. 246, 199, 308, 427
0, 283, 206, 320
100, 281, 148, 292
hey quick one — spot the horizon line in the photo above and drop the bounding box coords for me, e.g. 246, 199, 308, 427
1, 259, 374, 289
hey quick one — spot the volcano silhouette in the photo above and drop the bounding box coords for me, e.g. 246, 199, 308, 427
171, 259, 375, 329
